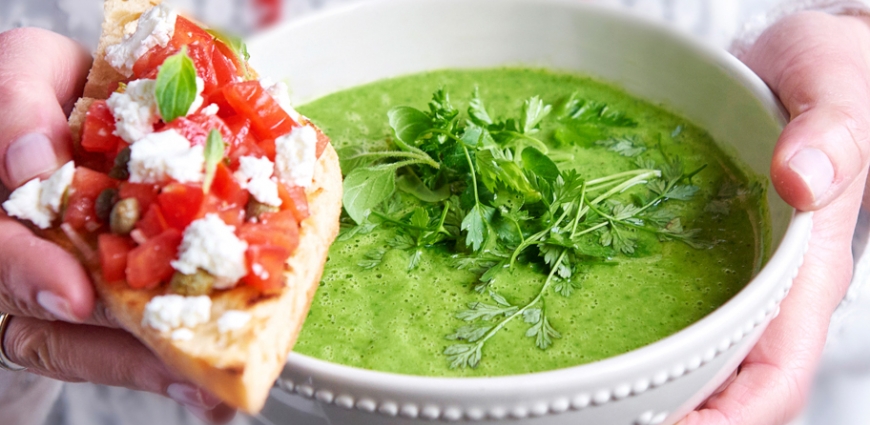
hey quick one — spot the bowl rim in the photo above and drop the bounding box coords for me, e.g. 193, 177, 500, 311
257, 0, 813, 389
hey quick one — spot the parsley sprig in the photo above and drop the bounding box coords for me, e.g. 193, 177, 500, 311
338, 89, 708, 369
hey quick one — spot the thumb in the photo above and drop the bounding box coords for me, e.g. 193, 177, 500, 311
742, 12, 870, 211
0, 28, 91, 189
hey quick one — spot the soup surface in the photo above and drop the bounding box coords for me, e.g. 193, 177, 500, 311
294, 68, 767, 377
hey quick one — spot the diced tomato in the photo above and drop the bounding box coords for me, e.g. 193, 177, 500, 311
157, 183, 206, 231
126, 229, 183, 289
98, 234, 136, 283
238, 217, 299, 255
118, 182, 160, 212
212, 42, 239, 87
223, 115, 251, 147
258, 138, 276, 161
260, 210, 300, 233
242, 245, 290, 292
189, 113, 233, 143
227, 133, 266, 169
163, 116, 209, 145
136, 204, 171, 239
206, 89, 235, 119
81, 101, 124, 153
315, 127, 329, 158
202, 195, 246, 228
277, 184, 310, 222
210, 163, 249, 206
63, 168, 119, 231
222, 81, 297, 140
132, 16, 216, 82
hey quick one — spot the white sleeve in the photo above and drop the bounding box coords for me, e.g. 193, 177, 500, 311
731, 0, 870, 58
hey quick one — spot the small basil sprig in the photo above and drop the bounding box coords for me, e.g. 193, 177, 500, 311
155, 47, 198, 123
207, 29, 252, 80
203, 130, 225, 193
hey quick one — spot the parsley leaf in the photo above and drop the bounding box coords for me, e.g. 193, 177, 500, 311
596, 137, 646, 157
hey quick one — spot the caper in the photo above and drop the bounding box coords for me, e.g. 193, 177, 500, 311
110, 198, 140, 235
95, 188, 119, 223
170, 269, 216, 296
246, 199, 279, 220
109, 146, 131, 180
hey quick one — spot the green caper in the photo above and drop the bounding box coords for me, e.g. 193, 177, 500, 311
95, 188, 119, 223
109, 146, 131, 180
170, 269, 216, 296
246, 199, 279, 220
110, 198, 140, 235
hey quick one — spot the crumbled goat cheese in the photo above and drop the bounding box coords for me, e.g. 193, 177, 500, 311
105, 4, 177, 77
171, 214, 248, 289
2, 161, 76, 229
275, 125, 318, 188
128, 129, 204, 184
217, 310, 252, 334
107, 79, 160, 144
201, 103, 219, 116
142, 295, 211, 333
260, 79, 302, 122
171, 328, 195, 341
234, 156, 281, 206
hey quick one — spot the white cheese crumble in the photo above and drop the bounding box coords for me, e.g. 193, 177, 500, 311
128, 129, 204, 184
107, 79, 160, 144
234, 156, 281, 206
260, 79, 302, 122
142, 294, 211, 333
201, 103, 219, 116
217, 310, 252, 334
275, 125, 318, 188
105, 4, 177, 77
171, 328, 195, 341
171, 214, 248, 289
187, 77, 205, 116
2, 161, 75, 229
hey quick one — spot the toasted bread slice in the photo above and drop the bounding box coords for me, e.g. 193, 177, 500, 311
65, 0, 342, 412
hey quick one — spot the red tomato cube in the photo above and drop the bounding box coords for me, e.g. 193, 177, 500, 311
119, 182, 160, 212
136, 204, 171, 239
277, 184, 310, 222
210, 163, 249, 207
126, 229, 183, 289
157, 183, 206, 231
98, 234, 136, 283
242, 245, 290, 292
81, 101, 124, 153
222, 81, 297, 141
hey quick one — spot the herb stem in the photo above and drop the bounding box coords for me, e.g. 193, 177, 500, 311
345, 151, 440, 169
590, 170, 660, 205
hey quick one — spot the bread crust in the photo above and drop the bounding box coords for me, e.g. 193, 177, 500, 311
60, 0, 343, 412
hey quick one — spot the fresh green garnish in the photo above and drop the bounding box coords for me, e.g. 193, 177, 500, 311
155, 47, 198, 123
337, 88, 708, 369
206, 29, 252, 79
203, 130, 225, 193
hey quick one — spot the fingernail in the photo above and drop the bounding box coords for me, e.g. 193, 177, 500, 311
5, 133, 60, 186
36, 291, 80, 323
788, 148, 834, 203
168, 383, 221, 409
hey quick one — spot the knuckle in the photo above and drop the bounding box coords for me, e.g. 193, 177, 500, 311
4, 317, 51, 371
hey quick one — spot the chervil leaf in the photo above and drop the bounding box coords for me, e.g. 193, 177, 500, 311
565, 98, 637, 127
665, 184, 699, 201
445, 343, 483, 369
155, 47, 198, 123
596, 137, 646, 157
521, 96, 551, 134
525, 314, 560, 350
468, 87, 493, 126
358, 248, 388, 269
447, 324, 493, 342
456, 300, 518, 321
461, 204, 495, 252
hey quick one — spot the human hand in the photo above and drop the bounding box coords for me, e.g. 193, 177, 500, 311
0, 28, 234, 424
679, 11, 870, 425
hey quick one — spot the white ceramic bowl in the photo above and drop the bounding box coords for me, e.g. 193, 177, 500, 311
248, 1, 812, 424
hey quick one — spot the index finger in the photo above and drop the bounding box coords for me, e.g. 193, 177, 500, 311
0, 28, 92, 189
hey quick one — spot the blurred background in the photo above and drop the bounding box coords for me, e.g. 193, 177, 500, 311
1, 1, 869, 425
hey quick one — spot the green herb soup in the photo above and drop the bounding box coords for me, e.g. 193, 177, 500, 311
294, 68, 768, 377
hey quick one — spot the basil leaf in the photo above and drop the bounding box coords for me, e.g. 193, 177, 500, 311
206, 29, 251, 79
397, 174, 450, 203
155, 47, 198, 123
522, 147, 560, 182
388, 106, 431, 149
203, 130, 225, 193
343, 166, 396, 224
